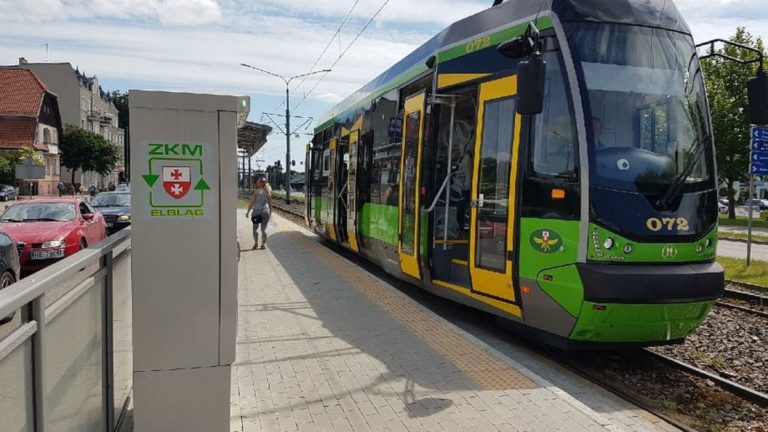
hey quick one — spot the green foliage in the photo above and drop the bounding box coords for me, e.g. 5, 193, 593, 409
109, 90, 129, 149
109, 90, 128, 129
701, 28, 766, 219
61, 125, 120, 184
0, 148, 44, 185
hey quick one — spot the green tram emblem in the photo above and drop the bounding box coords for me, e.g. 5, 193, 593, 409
530, 229, 563, 253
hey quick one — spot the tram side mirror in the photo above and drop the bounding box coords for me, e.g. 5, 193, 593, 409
748, 71, 768, 125
517, 54, 546, 115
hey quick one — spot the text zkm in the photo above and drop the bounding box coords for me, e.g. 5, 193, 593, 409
148, 143, 203, 157
646, 217, 689, 232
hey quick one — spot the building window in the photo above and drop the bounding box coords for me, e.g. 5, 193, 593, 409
43, 128, 51, 144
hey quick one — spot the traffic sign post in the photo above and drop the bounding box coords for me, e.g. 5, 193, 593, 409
747, 125, 768, 265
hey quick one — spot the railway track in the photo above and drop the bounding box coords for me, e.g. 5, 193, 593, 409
719, 283, 768, 318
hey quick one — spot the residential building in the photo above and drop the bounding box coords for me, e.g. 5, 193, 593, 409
0, 68, 62, 195
16, 58, 125, 188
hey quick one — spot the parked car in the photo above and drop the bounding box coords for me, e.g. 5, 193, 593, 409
745, 198, 768, 210
0, 184, 18, 201
0, 232, 20, 324
0, 199, 107, 275
718, 201, 728, 214
91, 192, 131, 234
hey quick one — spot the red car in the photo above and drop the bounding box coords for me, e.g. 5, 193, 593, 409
0, 199, 107, 274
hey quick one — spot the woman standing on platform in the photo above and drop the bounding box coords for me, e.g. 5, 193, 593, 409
245, 176, 272, 249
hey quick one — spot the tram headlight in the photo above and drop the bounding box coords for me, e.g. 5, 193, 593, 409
603, 238, 614, 249
705, 238, 713, 248
623, 244, 632, 254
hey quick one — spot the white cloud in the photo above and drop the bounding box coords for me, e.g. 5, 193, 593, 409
0, 0, 222, 25
251, 0, 487, 26
0, 0, 66, 20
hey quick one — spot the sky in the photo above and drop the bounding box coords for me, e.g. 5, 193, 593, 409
0, 0, 766, 173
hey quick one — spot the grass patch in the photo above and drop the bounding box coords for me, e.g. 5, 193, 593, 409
717, 256, 768, 288
658, 400, 679, 412
718, 215, 768, 229
237, 199, 250, 209
718, 231, 768, 243
272, 190, 305, 203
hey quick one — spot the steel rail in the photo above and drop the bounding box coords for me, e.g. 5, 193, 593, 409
644, 349, 768, 407
715, 299, 768, 319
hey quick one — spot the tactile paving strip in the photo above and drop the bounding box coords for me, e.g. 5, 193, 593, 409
282, 227, 538, 391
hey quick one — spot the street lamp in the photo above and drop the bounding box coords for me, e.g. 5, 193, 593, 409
241, 63, 331, 204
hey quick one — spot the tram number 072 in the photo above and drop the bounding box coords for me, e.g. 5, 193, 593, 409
646, 217, 689, 232
465, 36, 491, 53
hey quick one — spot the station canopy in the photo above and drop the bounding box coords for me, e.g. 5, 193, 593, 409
238, 121, 272, 157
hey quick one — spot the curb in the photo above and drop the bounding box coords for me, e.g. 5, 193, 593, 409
718, 237, 768, 246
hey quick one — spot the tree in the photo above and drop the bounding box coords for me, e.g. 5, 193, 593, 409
109, 90, 129, 131
0, 148, 44, 185
110, 90, 129, 181
61, 125, 120, 184
266, 163, 284, 189
701, 28, 766, 218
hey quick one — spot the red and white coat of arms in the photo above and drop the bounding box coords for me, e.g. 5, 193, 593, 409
162, 166, 191, 200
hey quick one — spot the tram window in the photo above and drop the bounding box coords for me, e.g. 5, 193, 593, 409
476, 97, 515, 272
532, 52, 578, 179
401, 110, 421, 255
322, 151, 330, 176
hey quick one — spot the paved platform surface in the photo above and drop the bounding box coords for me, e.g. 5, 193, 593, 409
230, 212, 678, 432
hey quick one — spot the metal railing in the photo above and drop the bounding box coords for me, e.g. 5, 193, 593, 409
0, 228, 132, 432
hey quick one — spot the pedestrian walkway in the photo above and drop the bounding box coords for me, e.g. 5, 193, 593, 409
230, 212, 679, 432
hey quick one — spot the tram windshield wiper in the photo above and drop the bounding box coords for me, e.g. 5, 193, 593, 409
655, 134, 707, 210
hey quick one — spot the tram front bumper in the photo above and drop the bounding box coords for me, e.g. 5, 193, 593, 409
568, 262, 724, 343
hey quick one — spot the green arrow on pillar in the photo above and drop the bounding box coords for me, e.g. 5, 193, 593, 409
142, 174, 159, 187
194, 178, 211, 191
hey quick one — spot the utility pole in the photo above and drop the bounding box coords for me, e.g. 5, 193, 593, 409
286, 86, 291, 203
240, 63, 331, 204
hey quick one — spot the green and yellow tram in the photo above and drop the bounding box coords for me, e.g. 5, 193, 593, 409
305, 0, 724, 347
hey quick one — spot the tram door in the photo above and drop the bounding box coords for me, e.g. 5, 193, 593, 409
398, 92, 426, 279
468, 76, 520, 303
334, 138, 349, 244
327, 139, 337, 241
346, 130, 360, 252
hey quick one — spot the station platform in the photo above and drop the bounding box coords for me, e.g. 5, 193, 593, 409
226, 212, 679, 432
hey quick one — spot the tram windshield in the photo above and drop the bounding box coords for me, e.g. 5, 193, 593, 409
567, 23, 714, 196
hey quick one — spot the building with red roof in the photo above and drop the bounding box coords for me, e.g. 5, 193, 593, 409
0, 67, 62, 196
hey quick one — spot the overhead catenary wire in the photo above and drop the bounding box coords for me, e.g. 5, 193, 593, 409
270, 0, 360, 112
293, 0, 392, 111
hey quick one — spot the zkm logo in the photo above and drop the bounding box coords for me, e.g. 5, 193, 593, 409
661, 244, 678, 260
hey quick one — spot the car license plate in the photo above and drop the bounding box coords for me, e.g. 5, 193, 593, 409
106, 222, 114, 228
31, 249, 65, 260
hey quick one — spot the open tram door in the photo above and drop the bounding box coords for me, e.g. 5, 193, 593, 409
333, 137, 350, 244
468, 76, 520, 304
345, 129, 360, 252
398, 92, 426, 279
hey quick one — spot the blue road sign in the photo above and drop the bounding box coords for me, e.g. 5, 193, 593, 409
753, 127, 768, 140
751, 163, 768, 175
753, 153, 768, 162
752, 141, 768, 152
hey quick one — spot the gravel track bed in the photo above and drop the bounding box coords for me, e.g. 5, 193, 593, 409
652, 306, 768, 395
573, 350, 768, 432
727, 282, 768, 298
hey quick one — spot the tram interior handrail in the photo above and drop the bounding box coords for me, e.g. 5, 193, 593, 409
422, 173, 455, 214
